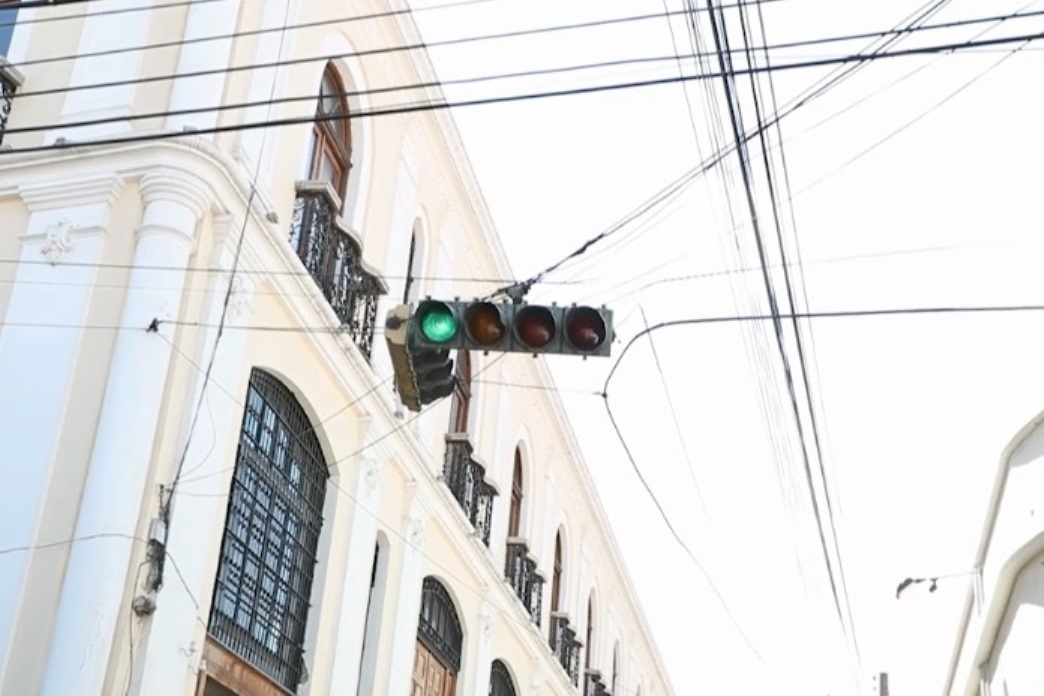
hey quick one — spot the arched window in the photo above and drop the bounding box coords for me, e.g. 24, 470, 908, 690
551, 532, 563, 612
208, 369, 329, 692
489, 659, 518, 696
507, 449, 523, 537
611, 643, 620, 691
310, 62, 352, 199
448, 350, 472, 433
585, 595, 595, 669
414, 577, 463, 695
403, 222, 423, 304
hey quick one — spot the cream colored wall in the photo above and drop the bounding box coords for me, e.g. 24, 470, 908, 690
0, 0, 674, 693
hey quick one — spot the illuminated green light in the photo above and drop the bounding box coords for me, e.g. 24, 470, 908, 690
419, 304, 458, 343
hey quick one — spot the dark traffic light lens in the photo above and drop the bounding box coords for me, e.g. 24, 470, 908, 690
416, 301, 458, 344
565, 306, 607, 352
464, 302, 506, 347
514, 306, 556, 349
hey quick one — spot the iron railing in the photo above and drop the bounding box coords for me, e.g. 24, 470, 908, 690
549, 612, 583, 685
0, 66, 14, 147
504, 538, 544, 625
289, 185, 384, 360
443, 435, 497, 546
585, 670, 609, 696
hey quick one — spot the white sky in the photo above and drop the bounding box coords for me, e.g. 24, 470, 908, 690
410, 1, 1044, 694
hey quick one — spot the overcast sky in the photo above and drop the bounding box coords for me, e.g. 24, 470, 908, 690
410, 1, 1044, 693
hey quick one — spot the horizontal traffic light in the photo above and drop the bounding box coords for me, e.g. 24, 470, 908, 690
410, 299, 613, 357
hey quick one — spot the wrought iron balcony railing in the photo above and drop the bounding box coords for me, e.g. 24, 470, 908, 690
443, 435, 497, 546
289, 183, 385, 360
504, 538, 545, 625
549, 612, 583, 685
0, 59, 23, 147
585, 670, 608, 696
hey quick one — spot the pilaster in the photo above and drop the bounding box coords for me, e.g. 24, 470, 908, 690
41, 171, 212, 696
385, 495, 429, 696
0, 173, 123, 682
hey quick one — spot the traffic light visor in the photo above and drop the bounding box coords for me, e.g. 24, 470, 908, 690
565, 306, 607, 352
416, 300, 459, 344
464, 302, 507, 347
514, 305, 556, 349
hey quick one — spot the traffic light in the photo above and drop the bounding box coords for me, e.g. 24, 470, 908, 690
385, 304, 457, 412
411, 299, 613, 357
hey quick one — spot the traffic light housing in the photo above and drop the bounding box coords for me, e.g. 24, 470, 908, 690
385, 304, 457, 412
411, 299, 613, 357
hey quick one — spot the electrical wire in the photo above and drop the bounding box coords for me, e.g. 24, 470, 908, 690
7, 6, 1041, 142
7, 1, 788, 105
601, 391, 766, 663
8, 0, 785, 76
2, 31, 1043, 157
0, 0, 215, 25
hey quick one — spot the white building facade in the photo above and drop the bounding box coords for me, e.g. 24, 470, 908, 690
0, 2, 674, 696
943, 409, 1044, 696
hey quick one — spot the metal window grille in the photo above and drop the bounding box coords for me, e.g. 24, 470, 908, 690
490, 659, 518, 696
417, 577, 463, 672
208, 369, 329, 693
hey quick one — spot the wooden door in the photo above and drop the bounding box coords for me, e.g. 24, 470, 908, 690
412, 640, 456, 696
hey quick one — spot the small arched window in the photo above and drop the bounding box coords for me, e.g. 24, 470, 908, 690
551, 532, 563, 612
489, 659, 518, 696
310, 62, 352, 199
611, 643, 620, 691
414, 577, 463, 694
208, 368, 329, 692
448, 350, 472, 433
507, 449, 523, 537
585, 595, 595, 669
403, 221, 423, 304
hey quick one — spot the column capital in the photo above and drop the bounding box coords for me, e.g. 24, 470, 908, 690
139, 169, 213, 221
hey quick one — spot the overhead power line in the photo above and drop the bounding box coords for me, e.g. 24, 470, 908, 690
8, 0, 783, 74
1, 30, 1040, 157
6, 6, 1042, 123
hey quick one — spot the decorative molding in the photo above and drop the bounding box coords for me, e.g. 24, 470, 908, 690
362, 457, 382, 498
406, 512, 426, 550
529, 660, 548, 696
224, 272, 254, 323
39, 218, 75, 265
19, 172, 125, 213
480, 601, 495, 644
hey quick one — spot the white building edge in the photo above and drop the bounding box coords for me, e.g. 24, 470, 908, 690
0, 2, 676, 695
943, 408, 1044, 696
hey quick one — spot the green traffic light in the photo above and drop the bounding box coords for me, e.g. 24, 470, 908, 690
418, 302, 458, 343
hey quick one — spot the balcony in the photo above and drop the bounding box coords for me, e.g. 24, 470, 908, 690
549, 612, 583, 685
585, 670, 610, 696
443, 434, 497, 546
504, 538, 545, 625
0, 59, 23, 146
289, 182, 385, 360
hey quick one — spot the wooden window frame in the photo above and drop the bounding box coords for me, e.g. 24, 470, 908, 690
309, 63, 353, 200
507, 451, 523, 537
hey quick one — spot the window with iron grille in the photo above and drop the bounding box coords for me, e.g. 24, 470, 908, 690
489, 659, 518, 696
208, 369, 329, 693
417, 576, 463, 671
